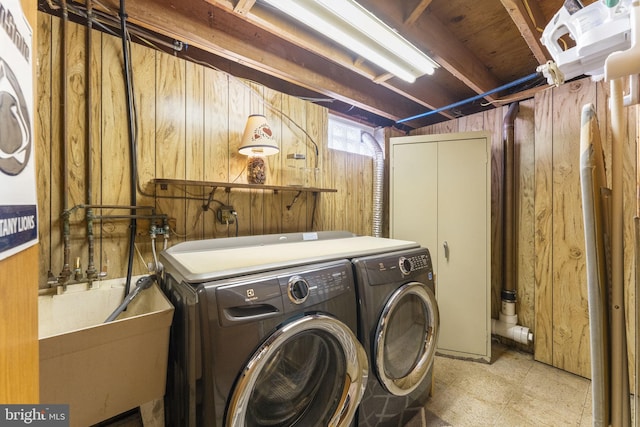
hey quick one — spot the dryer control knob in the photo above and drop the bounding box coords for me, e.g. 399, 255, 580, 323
399, 257, 412, 275
288, 276, 310, 304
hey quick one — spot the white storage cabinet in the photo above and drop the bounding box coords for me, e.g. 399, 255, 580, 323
390, 131, 491, 362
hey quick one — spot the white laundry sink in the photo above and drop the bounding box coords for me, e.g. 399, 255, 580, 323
38, 277, 173, 427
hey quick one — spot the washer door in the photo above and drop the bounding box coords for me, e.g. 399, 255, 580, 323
374, 281, 439, 396
225, 313, 368, 427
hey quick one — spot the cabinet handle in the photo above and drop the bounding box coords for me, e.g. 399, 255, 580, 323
443, 241, 449, 261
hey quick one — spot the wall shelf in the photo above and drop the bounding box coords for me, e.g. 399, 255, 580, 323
153, 178, 337, 194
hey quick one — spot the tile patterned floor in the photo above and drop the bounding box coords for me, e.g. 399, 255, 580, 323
423, 342, 593, 426
99, 342, 597, 427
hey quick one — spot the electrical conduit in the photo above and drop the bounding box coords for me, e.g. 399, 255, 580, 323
59, 0, 72, 285
85, 0, 98, 281
119, 0, 138, 296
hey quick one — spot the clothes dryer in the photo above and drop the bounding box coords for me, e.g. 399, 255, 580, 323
161, 255, 368, 427
352, 247, 440, 427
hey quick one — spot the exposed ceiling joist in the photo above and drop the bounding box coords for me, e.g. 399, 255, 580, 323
404, 0, 433, 26
233, 0, 255, 15
500, 0, 550, 64
97, 0, 433, 125
205, 0, 458, 119
357, 0, 503, 101
43, 0, 563, 128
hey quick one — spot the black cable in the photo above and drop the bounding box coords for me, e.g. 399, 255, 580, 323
119, 0, 137, 296
232, 212, 239, 237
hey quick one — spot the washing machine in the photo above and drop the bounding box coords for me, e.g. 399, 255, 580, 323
159, 232, 424, 426
352, 247, 440, 427
160, 240, 368, 426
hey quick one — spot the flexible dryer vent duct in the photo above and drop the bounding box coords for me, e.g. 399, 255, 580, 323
361, 132, 384, 238
492, 102, 533, 345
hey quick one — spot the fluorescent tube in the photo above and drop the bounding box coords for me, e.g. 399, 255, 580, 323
261, 0, 439, 82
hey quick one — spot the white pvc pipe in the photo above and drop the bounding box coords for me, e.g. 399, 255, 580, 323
491, 301, 533, 345
605, 1, 640, 81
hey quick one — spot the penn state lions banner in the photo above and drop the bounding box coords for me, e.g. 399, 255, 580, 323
0, 0, 37, 261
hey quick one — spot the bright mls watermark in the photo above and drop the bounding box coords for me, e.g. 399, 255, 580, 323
0, 405, 69, 426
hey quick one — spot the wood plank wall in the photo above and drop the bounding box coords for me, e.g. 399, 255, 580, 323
36, 11, 640, 382
410, 80, 639, 380
36, 13, 373, 287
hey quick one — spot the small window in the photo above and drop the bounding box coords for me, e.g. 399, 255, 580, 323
328, 114, 376, 157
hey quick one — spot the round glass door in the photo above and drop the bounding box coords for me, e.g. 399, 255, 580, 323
226, 313, 368, 427
374, 281, 439, 396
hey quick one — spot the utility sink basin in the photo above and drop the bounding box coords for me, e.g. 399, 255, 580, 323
38, 277, 174, 427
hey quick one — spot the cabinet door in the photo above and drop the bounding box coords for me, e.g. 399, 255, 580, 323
389, 140, 437, 260
436, 137, 489, 360
390, 132, 491, 362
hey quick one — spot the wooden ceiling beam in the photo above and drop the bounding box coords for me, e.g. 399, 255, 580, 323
233, 0, 256, 16
204, 0, 456, 118
500, 0, 550, 64
357, 0, 502, 101
97, 0, 434, 122
404, 0, 433, 26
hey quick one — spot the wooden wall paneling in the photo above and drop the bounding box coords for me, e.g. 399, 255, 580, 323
533, 86, 554, 365
345, 153, 362, 235
66, 22, 89, 275
263, 87, 283, 234
248, 82, 265, 235
0, 247, 39, 402
432, 120, 459, 135
88, 26, 103, 276
155, 52, 187, 243
36, 13, 52, 286
280, 93, 308, 232
359, 153, 374, 236
48, 15, 63, 281
203, 69, 230, 239
458, 110, 485, 132
131, 41, 156, 206
551, 79, 595, 377
348, 153, 362, 235
130, 41, 156, 269
185, 61, 206, 241
407, 117, 459, 136
305, 102, 325, 230
100, 33, 132, 276
515, 99, 536, 340
319, 116, 335, 231
227, 76, 251, 237
329, 150, 348, 231
485, 106, 504, 320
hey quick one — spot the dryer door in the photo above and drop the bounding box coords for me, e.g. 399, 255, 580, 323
225, 313, 368, 427
374, 281, 439, 396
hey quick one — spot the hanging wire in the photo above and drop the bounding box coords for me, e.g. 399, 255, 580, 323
396, 72, 543, 124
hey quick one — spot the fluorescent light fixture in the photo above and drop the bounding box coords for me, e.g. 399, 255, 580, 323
261, 0, 439, 83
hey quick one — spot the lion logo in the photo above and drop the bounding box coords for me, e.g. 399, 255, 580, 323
0, 58, 31, 176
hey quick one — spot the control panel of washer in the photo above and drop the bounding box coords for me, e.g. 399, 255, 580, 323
399, 253, 431, 275
281, 261, 353, 306
354, 248, 434, 286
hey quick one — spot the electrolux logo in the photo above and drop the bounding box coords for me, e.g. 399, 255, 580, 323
0, 405, 68, 426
